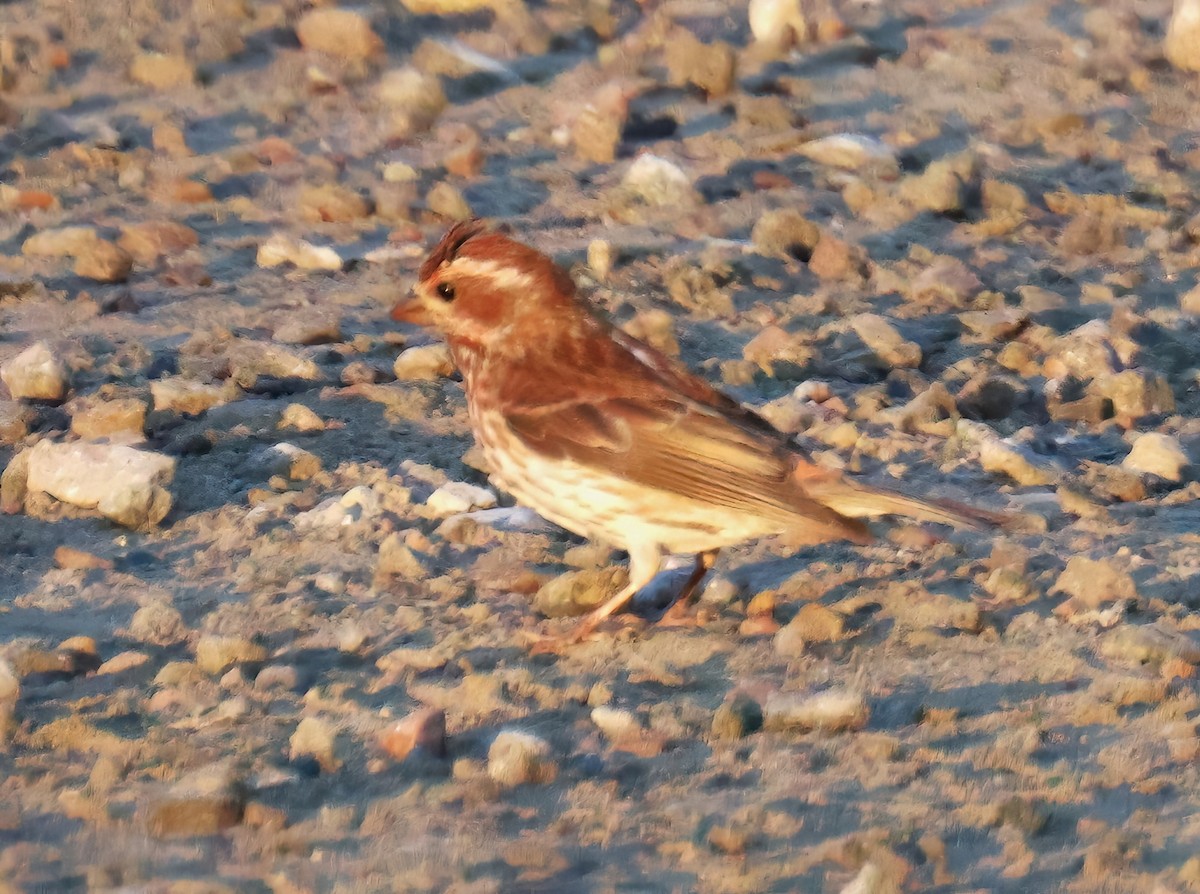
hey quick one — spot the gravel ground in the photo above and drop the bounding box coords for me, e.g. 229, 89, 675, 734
2, 0, 1200, 891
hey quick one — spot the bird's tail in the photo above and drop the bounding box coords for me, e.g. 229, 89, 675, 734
800, 476, 1011, 530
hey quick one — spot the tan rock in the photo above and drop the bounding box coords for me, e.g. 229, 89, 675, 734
1123, 432, 1189, 481
850, 313, 921, 368
1165, 0, 1200, 72
129, 52, 196, 89
151, 378, 229, 415
2, 341, 69, 401
295, 8, 382, 60
74, 240, 133, 282
25, 440, 175, 528
70, 397, 146, 440
298, 184, 372, 223
118, 221, 199, 264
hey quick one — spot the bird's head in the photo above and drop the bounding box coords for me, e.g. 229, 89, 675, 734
391, 220, 579, 349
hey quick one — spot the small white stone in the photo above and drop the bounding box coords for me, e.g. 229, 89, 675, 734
292, 498, 349, 530
425, 481, 497, 517
25, 440, 175, 528
1123, 432, 1190, 482
339, 485, 382, 518
748, 0, 807, 50
257, 233, 342, 271
621, 155, 698, 207
591, 706, 640, 741
1, 341, 69, 401
763, 688, 868, 732
487, 730, 556, 787
797, 134, 899, 174
392, 343, 454, 380
289, 716, 341, 772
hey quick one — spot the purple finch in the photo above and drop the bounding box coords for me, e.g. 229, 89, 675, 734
392, 220, 1005, 641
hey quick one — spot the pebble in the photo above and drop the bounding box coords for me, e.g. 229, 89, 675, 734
425, 481, 497, 516
426, 181, 472, 220
809, 234, 864, 280
254, 664, 299, 691
1100, 623, 1200, 666
1, 450, 29, 514
380, 707, 447, 760
129, 602, 188, 645
0, 657, 17, 741
257, 233, 343, 271
259, 442, 321, 481
711, 693, 764, 739
129, 52, 196, 89
151, 122, 190, 156
751, 209, 820, 260
376, 533, 431, 581
70, 396, 147, 440
850, 314, 921, 369
908, 256, 982, 308
299, 184, 372, 223
195, 634, 267, 675
1122, 432, 1189, 481
151, 377, 229, 415
898, 155, 976, 215
797, 134, 899, 175
0, 401, 31, 444
665, 28, 736, 96
763, 688, 869, 732
118, 221, 199, 265
958, 420, 1057, 487
378, 67, 447, 139
959, 307, 1028, 341
393, 343, 454, 380
1052, 556, 1136, 609
1166, 0, 1200, 72
787, 603, 845, 643
1089, 370, 1175, 419
290, 716, 341, 772
274, 313, 343, 346
96, 650, 150, 675
145, 761, 247, 838
1042, 321, 1118, 380
25, 440, 175, 527
295, 8, 382, 60
73, 239, 133, 282
748, 0, 808, 53
570, 82, 634, 164
23, 226, 100, 258
621, 155, 698, 208
487, 730, 556, 786
227, 341, 320, 385
278, 403, 325, 432
590, 706, 641, 741
53, 545, 112, 570
1, 341, 69, 401
534, 566, 623, 617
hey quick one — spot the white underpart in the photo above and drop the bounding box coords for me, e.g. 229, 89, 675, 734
472, 402, 785, 557
448, 257, 537, 291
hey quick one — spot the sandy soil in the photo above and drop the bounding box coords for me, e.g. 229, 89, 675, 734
2, 0, 1200, 891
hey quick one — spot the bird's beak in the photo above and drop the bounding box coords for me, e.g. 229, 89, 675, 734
390, 294, 431, 325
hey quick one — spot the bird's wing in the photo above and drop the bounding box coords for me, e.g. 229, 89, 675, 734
500, 324, 869, 542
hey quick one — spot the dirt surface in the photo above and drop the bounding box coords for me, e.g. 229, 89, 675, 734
2, 0, 1200, 891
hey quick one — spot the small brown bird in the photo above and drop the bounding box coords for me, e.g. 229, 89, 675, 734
392, 220, 1005, 642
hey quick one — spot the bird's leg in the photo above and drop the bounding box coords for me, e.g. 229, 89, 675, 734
561, 542, 663, 644
658, 549, 719, 627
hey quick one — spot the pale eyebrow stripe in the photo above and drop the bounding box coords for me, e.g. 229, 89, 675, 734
447, 257, 537, 290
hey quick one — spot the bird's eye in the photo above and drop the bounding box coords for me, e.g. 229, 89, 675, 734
436, 282, 456, 301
